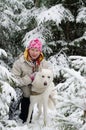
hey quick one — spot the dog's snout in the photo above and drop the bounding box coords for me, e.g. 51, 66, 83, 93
44, 82, 47, 86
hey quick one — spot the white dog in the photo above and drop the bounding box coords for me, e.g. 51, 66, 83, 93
27, 69, 57, 125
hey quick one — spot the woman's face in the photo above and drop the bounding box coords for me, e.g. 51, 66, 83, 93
29, 48, 41, 60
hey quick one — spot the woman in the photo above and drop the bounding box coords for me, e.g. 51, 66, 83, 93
12, 38, 50, 123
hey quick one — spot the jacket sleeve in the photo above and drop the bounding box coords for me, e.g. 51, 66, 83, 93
12, 60, 32, 87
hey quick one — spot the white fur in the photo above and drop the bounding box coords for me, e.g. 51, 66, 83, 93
27, 69, 56, 125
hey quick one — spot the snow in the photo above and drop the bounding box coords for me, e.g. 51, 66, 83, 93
1, 13, 21, 32
69, 32, 86, 46
1, 82, 16, 103
76, 7, 86, 23
0, 1, 86, 130
23, 27, 45, 47
23, 4, 74, 47
0, 49, 7, 57
1, 51, 86, 130
2, 109, 59, 130
36, 4, 74, 26
0, 65, 12, 80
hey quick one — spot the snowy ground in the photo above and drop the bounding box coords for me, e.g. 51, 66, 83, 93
6, 106, 59, 130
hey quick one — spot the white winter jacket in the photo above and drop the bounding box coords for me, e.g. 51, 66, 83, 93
12, 54, 49, 97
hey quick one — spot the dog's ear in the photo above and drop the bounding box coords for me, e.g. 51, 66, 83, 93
38, 67, 42, 72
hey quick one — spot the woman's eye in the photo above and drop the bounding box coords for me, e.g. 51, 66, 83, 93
42, 75, 45, 78
48, 76, 50, 78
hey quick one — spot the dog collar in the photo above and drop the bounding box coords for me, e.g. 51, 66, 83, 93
30, 90, 43, 96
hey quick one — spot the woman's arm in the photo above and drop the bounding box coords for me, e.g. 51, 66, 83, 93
12, 60, 32, 87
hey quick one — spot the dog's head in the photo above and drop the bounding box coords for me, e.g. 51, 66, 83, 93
32, 69, 53, 89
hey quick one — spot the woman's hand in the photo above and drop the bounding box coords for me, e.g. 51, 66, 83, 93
30, 72, 36, 81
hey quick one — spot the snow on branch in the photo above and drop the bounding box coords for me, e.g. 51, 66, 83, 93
62, 67, 86, 85
0, 65, 12, 80
23, 27, 46, 47
0, 49, 7, 57
57, 112, 82, 130
0, 65, 19, 87
0, 81, 16, 118
1, 82, 16, 104
69, 32, 86, 46
76, 7, 86, 23
69, 55, 86, 76
36, 4, 74, 26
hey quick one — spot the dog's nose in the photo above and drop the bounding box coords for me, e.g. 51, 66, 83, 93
44, 82, 47, 86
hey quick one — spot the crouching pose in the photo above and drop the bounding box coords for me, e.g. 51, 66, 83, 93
12, 38, 57, 123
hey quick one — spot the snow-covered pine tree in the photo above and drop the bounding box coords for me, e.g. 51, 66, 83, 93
22, 0, 86, 58
0, 0, 86, 60
61, 0, 86, 56
49, 52, 86, 130
0, 0, 86, 130
0, 48, 18, 129
0, 0, 33, 58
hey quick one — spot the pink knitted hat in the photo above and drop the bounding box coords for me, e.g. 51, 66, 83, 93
27, 38, 42, 52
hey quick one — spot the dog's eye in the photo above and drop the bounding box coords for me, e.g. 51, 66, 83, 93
42, 75, 45, 78
48, 76, 50, 78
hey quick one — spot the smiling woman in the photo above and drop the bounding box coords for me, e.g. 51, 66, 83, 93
11, 38, 50, 123
27, 38, 42, 60
29, 48, 41, 60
